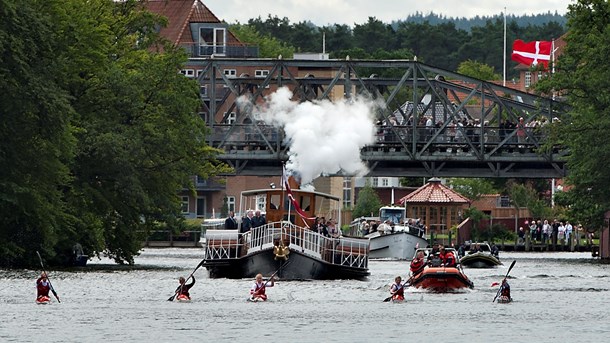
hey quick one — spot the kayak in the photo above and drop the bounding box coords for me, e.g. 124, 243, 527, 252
391, 295, 405, 303
176, 294, 191, 302
36, 296, 51, 305
496, 295, 512, 303
248, 296, 266, 302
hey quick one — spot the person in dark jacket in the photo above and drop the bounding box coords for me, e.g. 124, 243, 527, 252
225, 211, 238, 230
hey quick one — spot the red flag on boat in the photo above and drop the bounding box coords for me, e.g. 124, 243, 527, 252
282, 167, 315, 226
511, 39, 552, 68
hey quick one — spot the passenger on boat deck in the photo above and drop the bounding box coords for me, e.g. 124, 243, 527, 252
378, 220, 392, 235
225, 211, 238, 230
390, 276, 405, 301
500, 279, 511, 299
410, 251, 426, 276
327, 219, 342, 238
312, 217, 327, 236
427, 244, 442, 266
240, 210, 253, 233
36, 272, 51, 300
250, 273, 275, 301
439, 246, 456, 267
252, 210, 266, 228
177, 276, 196, 300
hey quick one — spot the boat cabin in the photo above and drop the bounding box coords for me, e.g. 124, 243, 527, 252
240, 187, 340, 228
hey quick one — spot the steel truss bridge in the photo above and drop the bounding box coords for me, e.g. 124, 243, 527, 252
192, 59, 568, 178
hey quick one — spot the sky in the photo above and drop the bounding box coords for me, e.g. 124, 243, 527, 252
205, 0, 574, 26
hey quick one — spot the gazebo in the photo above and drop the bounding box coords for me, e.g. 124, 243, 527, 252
399, 178, 470, 237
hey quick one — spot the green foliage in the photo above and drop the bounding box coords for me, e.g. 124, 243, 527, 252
536, 1, 610, 221
457, 60, 501, 80
230, 24, 294, 58
234, 13, 565, 80
0, 0, 228, 267
449, 178, 497, 201
352, 182, 383, 218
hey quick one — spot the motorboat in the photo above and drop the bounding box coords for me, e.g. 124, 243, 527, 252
409, 248, 474, 292
357, 206, 428, 260
459, 242, 502, 268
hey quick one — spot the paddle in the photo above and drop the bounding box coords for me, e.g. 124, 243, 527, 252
383, 277, 411, 302
250, 260, 290, 301
492, 260, 516, 303
168, 260, 203, 301
36, 251, 60, 303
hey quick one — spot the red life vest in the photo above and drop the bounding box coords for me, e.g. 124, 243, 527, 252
410, 257, 425, 275
36, 278, 50, 297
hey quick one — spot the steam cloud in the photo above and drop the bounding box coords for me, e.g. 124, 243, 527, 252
241, 87, 378, 185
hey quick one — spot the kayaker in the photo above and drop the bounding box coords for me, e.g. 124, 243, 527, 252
36, 272, 51, 301
250, 273, 275, 301
177, 276, 196, 301
389, 276, 405, 301
499, 279, 511, 299
410, 251, 425, 276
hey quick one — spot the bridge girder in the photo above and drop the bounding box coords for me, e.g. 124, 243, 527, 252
193, 59, 568, 178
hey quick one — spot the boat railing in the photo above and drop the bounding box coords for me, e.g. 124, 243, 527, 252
203, 230, 241, 260
246, 221, 369, 269
204, 223, 369, 269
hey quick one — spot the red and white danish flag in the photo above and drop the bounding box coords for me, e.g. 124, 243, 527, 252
511, 39, 552, 68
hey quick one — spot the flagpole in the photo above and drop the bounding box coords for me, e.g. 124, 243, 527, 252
283, 164, 292, 224
503, 7, 507, 87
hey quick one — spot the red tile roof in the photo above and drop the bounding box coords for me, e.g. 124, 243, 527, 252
400, 178, 470, 204
144, 0, 240, 46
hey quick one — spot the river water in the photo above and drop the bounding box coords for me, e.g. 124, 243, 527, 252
1, 249, 608, 342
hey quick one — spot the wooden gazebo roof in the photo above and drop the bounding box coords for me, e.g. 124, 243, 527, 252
399, 178, 470, 204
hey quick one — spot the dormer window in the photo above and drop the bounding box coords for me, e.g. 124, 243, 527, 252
199, 27, 226, 56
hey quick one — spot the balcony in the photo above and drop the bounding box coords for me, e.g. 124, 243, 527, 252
180, 42, 259, 58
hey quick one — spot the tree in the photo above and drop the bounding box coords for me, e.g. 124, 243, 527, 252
230, 24, 295, 58
353, 17, 396, 54
457, 60, 501, 80
449, 178, 497, 201
352, 182, 383, 218
0, 0, 75, 266
536, 0, 610, 220
0, 0, 228, 267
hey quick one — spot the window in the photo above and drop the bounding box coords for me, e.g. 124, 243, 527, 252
224, 112, 236, 124
343, 177, 352, 209
180, 69, 195, 78
537, 71, 543, 81
256, 195, 266, 211
196, 197, 205, 217
499, 196, 511, 208
195, 176, 207, 186
226, 196, 235, 213
381, 178, 389, 187
200, 85, 207, 97
196, 69, 204, 77
372, 177, 379, 187
199, 27, 226, 56
255, 70, 270, 88
255, 70, 269, 77
224, 69, 237, 78
181, 196, 189, 214
524, 71, 531, 88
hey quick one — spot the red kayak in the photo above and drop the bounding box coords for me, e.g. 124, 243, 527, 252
36, 296, 51, 305
176, 294, 191, 302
